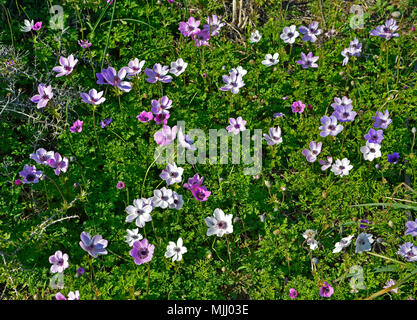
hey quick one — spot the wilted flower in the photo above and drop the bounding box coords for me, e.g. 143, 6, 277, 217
21, 19, 34, 32
178, 17, 201, 37
370, 19, 399, 39
154, 125, 177, 146
280, 25, 299, 44
130, 239, 154, 265
226, 117, 247, 135
387, 152, 400, 164
319, 156, 333, 171
372, 110, 392, 129
355, 232, 374, 253
364, 128, 384, 144
30, 148, 54, 165
78, 39, 92, 48
331, 158, 353, 177
299, 22, 321, 42
19, 165, 43, 184
70, 120, 83, 133
126, 198, 153, 227
296, 52, 319, 69
52, 54, 78, 77
144, 63, 173, 83
261, 53, 279, 67
80, 89, 106, 105
47, 152, 69, 176
384, 279, 399, 293
205, 208, 233, 237
360, 219, 370, 229
165, 237, 187, 262
341, 47, 355, 66
249, 30, 262, 43
100, 118, 112, 128
31, 84, 53, 109
303, 229, 318, 250
160, 163, 184, 186
219, 72, 245, 94
320, 282, 334, 298
263, 127, 283, 146
302, 141, 322, 163
398, 242, 417, 262
319, 115, 343, 137
333, 235, 354, 253
79, 231, 108, 258
169, 58, 188, 76
96, 67, 132, 92
14, 179, 22, 186
49, 250, 69, 273
360, 141, 382, 161
124, 228, 143, 247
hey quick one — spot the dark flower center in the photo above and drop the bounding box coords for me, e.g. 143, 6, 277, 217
328, 125, 336, 131
287, 32, 294, 38
171, 172, 178, 178
136, 209, 144, 216
339, 166, 345, 171
217, 221, 227, 229
26, 173, 35, 181
343, 112, 349, 118
174, 247, 181, 253
370, 148, 375, 153
138, 248, 149, 258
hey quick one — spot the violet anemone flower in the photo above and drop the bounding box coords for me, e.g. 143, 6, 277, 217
144, 63, 173, 83
178, 17, 201, 37
193, 29, 210, 47
52, 54, 78, 77
79, 231, 108, 258
96, 67, 132, 92
405, 219, 417, 237
47, 152, 69, 176
220, 72, 245, 94
31, 84, 53, 109
183, 174, 204, 190
302, 141, 322, 163
30, 148, 54, 165
370, 19, 399, 39
372, 110, 392, 129
154, 113, 170, 125
296, 52, 319, 69
387, 152, 399, 164
80, 89, 106, 105
364, 128, 384, 144
130, 239, 154, 265
226, 117, 247, 135
319, 115, 343, 137
19, 165, 43, 184
137, 111, 154, 123
299, 21, 322, 42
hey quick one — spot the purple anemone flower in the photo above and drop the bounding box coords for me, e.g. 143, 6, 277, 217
151, 96, 172, 115
123, 58, 145, 79
387, 152, 399, 164
364, 128, 384, 144
291, 100, 305, 113
193, 29, 210, 47
52, 54, 78, 77
30, 148, 54, 165
70, 120, 83, 133
47, 152, 69, 176
79, 231, 108, 258
372, 110, 392, 129
137, 111, 154, 123
178, 17, 201, 37
49, 250, 69, 273
191, 185, 211, 202
203, 15, 225, 36
31, 84, 53, 109
319, 156, 333, 171
19, 165, 43, 184
319, 115, 343, 137
302, 141, 322, 163
332, 105, 357, 122
398, 242, 417, 262
289, 288, 298, 299
130, 238, 154, 265
78, 39, 92, 48
183, 174, 204, 190
144, 64, 173, 83
154, 125, 177, 146
154, 113, 170, 125
370, 19, 399, 39
100, 118, 112, 128
226, 117, 247, 135
320, 282, 334, 298
80, 89, 106, 105
96, 67, 132, 92
298, 21, 322, 42
116, 181, 125, 190
360, 219, 370, 229
405, 219, 417, 237
220, 72, 245, 94
296, 52, 319, 69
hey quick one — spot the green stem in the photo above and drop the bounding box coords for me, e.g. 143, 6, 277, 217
101, 0, 116, 70
146, 262, 151, 300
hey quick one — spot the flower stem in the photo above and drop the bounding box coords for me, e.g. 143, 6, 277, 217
146, 262, 151, 300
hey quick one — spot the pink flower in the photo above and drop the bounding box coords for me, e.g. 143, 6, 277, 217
137, 111, 154, 123
49, 250, 69, 273
289, 288, 298, 299
226, 117, 247, 135
319, 282, 334, 298
291, 100, 305, 113
52, 54, 78, 77
191, 185, 211, 202
31, 84, 53, 109
14, 179, 22, 185
70, 120, 83, 133
32, 21, 42, 31
154, 125, 177, 146
116, 181, 125, 190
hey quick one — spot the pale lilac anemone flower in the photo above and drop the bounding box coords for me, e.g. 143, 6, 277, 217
226, 117, 247, 135
80, 89, 106, 105
30, 148, 54, 165
31, 84, 53, 109
299, 22, 322, 42
96, 67, 132, 92
302, 141, 322, 162
319, 115, 343, 137
220, 72, 245, 94
296, 52, 319, 69
79, 231, 108, 258
123, 58, 145, 79
49, 250, 69, 273
144, 63, 173, 83
178, 17, 201, 37
47, 152, 69, 176
154, 125, 177, 146
52, 54, 78, 77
